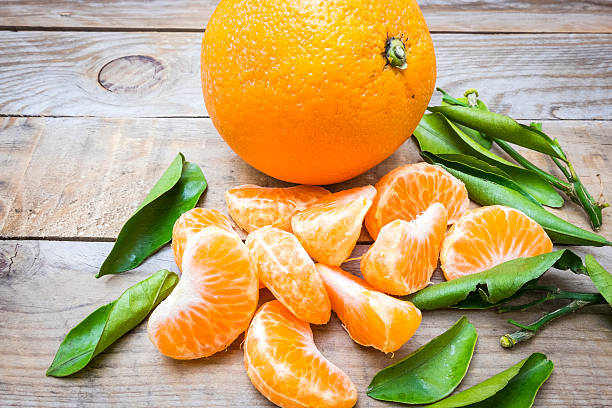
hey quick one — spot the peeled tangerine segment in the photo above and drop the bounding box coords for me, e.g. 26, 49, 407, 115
292, 186, 376, 266
225, 184, 330, 233
316, 264, 422, 353
361, 203, 448, 296
148, 226, 258, 359
244, 301, 358, 408
365, 163, 470, 239
246, 226, 331, 324
172, 208, 238, 271
441, 205, 553, 281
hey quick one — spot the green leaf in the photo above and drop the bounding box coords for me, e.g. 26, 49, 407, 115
405, 250, 582, 310
427, 353, 553, 408
428, 105, 566, 160
441, 96, 492, 149
530, 122, 543, 132
415, 114, 563, 207
98, 153, 207, 277
47, 269, 179, 377
421, 152, 611, 247
437, 153, 541, 206
367, 316, 477, 404
585, 255, 612, 307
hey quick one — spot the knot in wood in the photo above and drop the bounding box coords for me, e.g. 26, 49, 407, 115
98, 55, 165, 94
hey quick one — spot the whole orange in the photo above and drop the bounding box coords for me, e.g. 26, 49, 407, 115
201, 0, 436, 185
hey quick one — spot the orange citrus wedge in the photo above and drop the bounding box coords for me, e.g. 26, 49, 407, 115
440, 205, 553, 280
316, 264, 422, 353
226, 184, 330, 233
172, 208, 237, 271
246, 226, 331, 324
244, 300, 358, 408
361, 203, 448, 295
148, 227, 258, 359
292, 186, 376, 266
365, 163, 469, 239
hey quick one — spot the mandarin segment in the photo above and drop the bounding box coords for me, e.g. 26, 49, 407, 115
362, 203, 448, 295
292, 186, 376, 266
148, 227, 258, 359
246, 226, 331, 324
225, 184, 330, 233
171, 208, 237, 271
316, 264, 422, 353
440, 205, 553, 280
244, 301, 358, 408
365, 163, 469, 239
202, 0, 436, 184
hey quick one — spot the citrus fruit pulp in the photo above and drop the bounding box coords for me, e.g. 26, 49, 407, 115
244, 300, 358, 408
440, 205, 553, 280
172, 208, 237, 271
226, 184, 330, 233
148, 226, 258, 359
365, 163, 469, 239
292, 186, 376, 266
361, 202, 448, 295
316, 264, 422, 353
246, 226, 331, 324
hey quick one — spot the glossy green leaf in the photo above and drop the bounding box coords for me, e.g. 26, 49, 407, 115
367, 317, 477, 404
406, 250, 582, 310
421, 152, 611, 247
427, 353, 553, 408
585, 255, 612, 307
47, 269, 179, 377
415, 114, 563, 207
98, 153, 207, 277
441, 96, 492, 149
428, 105, 565, 160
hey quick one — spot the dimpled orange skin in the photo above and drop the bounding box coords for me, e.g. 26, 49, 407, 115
201, 0, 436, 185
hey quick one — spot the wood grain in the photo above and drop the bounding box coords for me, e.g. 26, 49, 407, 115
0, 32, 611, 119
0, 0, 610, 33
0, 240, 610, 407
1, 117, 611, 242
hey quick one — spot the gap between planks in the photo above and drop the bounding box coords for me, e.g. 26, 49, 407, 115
1, 26, 611, 35
2, 114, 612, 122
0, 32, 610, 119
1, 117, 611, 241
0, 240, 611, 407
0, 0, 610, 33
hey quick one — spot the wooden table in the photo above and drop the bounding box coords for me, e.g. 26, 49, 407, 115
1, 1, 611, 406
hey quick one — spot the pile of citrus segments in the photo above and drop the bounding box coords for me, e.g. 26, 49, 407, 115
146, 162, 552, 408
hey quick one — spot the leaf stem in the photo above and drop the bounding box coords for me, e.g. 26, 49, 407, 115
497, 290, 604, 313
551, 156, 572, 180
436, 87, 470, 107
434, 87, 608, 230
500, 297, 606, 348
493, 139, 572, 192
500, 137, 604, 230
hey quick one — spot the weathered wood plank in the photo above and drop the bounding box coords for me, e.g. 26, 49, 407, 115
1, 117, 611, 242
0, 32, 610, 119
0, 240, 610, 407
0, 0, 610, 33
